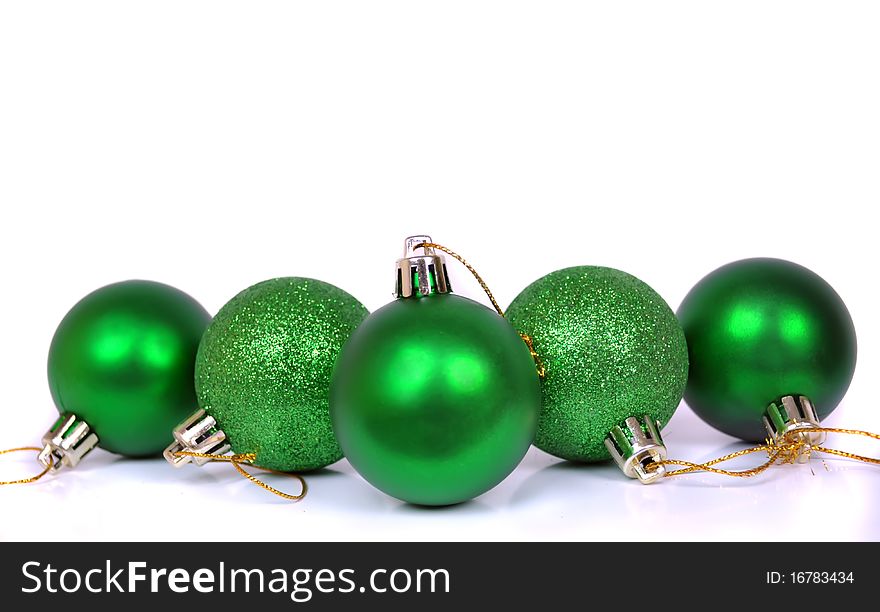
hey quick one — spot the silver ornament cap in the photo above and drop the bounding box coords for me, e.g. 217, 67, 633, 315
604, 416, 668, 484
164, 408, 231, 467
394, 235, 451, 298
39, 413, 99, 472
764, 395, 825, 462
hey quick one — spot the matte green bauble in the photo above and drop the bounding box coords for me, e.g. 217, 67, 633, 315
47, 280, 210, 457
678, 258, 857, 442
196, 277, 368, 472
506, 266, 689, 462
330, 294, 541, 506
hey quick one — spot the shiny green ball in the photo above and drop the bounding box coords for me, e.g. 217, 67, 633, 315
330, 294, 541, 506
48, 280, 210, 457
678, 258, 857, 442
506, 266, 689, 462
196, 277, 368, 472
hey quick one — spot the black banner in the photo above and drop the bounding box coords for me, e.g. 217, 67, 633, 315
0, 542, 873, 609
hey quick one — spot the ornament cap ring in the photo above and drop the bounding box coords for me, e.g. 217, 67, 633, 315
604, 416, 668, 484
764, 395, 825, 463
164, 408, 231, 467
39, 413, 99, 472
394, 235, 451, 298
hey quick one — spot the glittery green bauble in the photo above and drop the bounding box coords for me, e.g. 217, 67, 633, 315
506, 266, 689, 462
196, 278, 368, 472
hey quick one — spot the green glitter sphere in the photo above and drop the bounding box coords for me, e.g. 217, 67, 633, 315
506, 266, 689, 462
196, 277, 368, 472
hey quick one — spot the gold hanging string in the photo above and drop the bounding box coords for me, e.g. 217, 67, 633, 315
654, 442, 801, 478
414, 241, 546, 377
0, 446, 53, 485
171, 451, 307, 501
518, 333, 546, 378
415, 242, 505, 316
652, 426, 880, 479
804, 426, 880, 466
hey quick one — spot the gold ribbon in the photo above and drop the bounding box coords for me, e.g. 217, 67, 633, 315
0, 446, 53, 485
171, 451, 308, 501
415, 242, 546, 377
1, 445, 306, 501
653, 426, 880, 478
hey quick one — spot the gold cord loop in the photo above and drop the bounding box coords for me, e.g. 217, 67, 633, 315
414, 241, 545, 377
0, 446, 53, 485
653, 426, 880, 478
802, 426, 880, 466
415, 242, 504, 316
519, 332, 546, 378
172, 451, 307, 501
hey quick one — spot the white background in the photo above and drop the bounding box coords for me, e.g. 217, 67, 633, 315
1, 2, 878, 541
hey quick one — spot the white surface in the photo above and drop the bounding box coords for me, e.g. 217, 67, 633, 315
1, 1, 878, 542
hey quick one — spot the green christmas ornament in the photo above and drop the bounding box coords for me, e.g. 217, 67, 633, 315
44, 280, 210, 470
506, 266, 689, 483
330, 237, 541, 506
165, 277, 368, 473
678, 258, 857, 443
